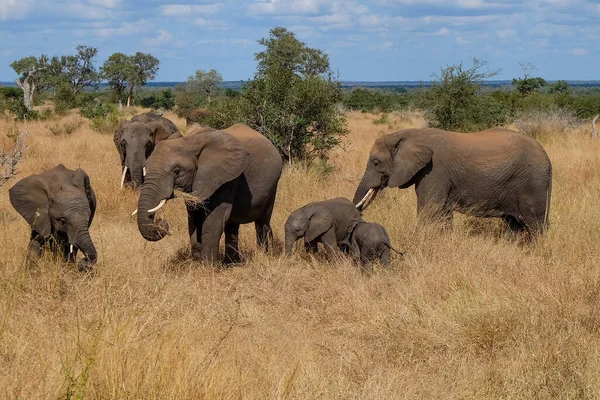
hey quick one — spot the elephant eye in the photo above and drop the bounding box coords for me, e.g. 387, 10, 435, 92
372, 159, 380, 167
59, 217, 67, 224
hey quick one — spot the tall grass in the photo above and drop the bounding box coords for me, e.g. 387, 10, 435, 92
0, 109, 599, 398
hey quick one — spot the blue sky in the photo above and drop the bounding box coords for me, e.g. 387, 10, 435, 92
0, 0, 598, 82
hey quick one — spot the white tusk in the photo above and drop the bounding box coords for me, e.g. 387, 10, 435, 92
356, 188, 375, 209
143, 167, 146, 177
70, 244, 74, 254
120, 166, 128, 188
131, 209, 138, 216
148, 199, 166, 213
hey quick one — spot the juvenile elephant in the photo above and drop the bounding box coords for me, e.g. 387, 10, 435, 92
114, 113, 182, 188
342, 219, 402, 270
354, 128, 552, 236
136, 124, 282, 264
284, 197, 361, 256
8, 164, 97, 271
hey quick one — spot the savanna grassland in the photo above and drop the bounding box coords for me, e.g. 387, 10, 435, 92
1, 109, 600, 399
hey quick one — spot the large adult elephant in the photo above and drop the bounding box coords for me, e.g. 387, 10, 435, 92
136, 123, 283, 264
114, 113, 182, 188
8, 164, 97, 270
353, 128, 552, 236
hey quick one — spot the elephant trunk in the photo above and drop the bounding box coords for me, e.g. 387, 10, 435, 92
284, 232, 295, 256
74, 228, 97, 263
353, 172, 379, 211
126, 153, 145, 189
137, 172, 172, 242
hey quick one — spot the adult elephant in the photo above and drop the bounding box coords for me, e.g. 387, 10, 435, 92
114, 113, 182, 188
8, 164, 97, 270
186, 108, 210, 127
353, 128, 552, 236
136, 123, 283, 264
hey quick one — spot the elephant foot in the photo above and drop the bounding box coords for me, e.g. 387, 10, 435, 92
223, 251, 242, 266
191, 244, 202, 261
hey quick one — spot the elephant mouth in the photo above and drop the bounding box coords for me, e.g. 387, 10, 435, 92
356, 187, 380, 211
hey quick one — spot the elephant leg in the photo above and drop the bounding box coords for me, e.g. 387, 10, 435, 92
200, 201, 233, 264
503, 215, 526, 241
416, 181, 453, 229
380, 246, 391, 267
304, 240, 319, 254
360, 247, 373, 274
255, 191, 276, 252
224, 223, 241, 265
188, 204, 207, 260
321, 228, 337, 258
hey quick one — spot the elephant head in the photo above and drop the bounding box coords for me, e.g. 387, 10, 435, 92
9, 165, 97, 266
284, 204, 333, 256
136, 129, 249, 242
354, 129, 433, 211
114, 114, 181, 188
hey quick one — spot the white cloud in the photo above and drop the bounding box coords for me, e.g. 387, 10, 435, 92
0, 0, 36, 21
571, 47, 588, 56
248, 0, 327, 15
496, 28, 516, 39
438, 27, 450, 35
162, 4, 223, 16
65, 3, 113, 20
94, 19, 152, 37
195, 18, 228, 30
197, 38, 254, 46
143, 30, 174, 47
88, 0, 120, 7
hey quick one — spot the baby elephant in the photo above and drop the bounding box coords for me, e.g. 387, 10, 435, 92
343, 219, 403, 269
285, 197, 361, 256
9, 164, 97, 271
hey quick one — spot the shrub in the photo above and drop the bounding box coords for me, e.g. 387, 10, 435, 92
515, 107, 575, 140
47, 119, 84, 136
80, 100, 121, 134
139, 89, 175, 111
372, 113, 389, 125
53, 83, 76, 115
418, 58, 506, 132
174, 90, 203, 118
8, 100, 38, 121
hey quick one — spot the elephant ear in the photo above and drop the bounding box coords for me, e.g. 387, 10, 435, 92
8, 175, 52, 238
113, 121, 127, 163
305, 205, 334, 242
191, 130, 249, 202
147, 121, 173, 145
73, 169, 96, 227
388, 134, 433, 188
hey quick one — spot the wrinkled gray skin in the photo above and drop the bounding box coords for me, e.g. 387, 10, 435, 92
343, 219, 401, 271
9, 164, 97, 271
284, 197, 361, 256
114, 113, 182, 188
354, 128, 553, 237
137, 123, 282, 265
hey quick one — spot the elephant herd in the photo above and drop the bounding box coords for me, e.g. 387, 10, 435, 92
7, 112, 553, 272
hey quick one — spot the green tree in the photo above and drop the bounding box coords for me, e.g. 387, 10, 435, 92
125, 52, 159, 107
549, 80, 571, 95
241, 27, 346, 162
418, 58, 505, 131
512, 62, 547, 96
61, 45, 101, 97
186, 69, 223, 103
101, 53, 130, 106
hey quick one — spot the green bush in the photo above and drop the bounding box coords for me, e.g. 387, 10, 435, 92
140, 89, 175, 110
418, 59, 506, 131
79, 100, 121, 134
7, 100, 38, 121
0, 87, 24, 100
174, 90, 203, 117
53, 83, 76, 115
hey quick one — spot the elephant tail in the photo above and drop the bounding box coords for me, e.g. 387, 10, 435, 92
543, 162, 552, 232
385, 243, 405, 257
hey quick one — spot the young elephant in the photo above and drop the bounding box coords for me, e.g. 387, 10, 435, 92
285, 197, 361, 256
8, 164, 97, 271
343, 219, 403, 270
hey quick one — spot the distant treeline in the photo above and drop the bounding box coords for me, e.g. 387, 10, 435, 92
3, 80, 600, 90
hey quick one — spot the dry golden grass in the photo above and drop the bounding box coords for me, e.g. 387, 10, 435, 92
1, 108, 600, 399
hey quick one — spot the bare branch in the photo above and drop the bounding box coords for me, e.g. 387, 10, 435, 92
0, 131, 28, 187
592, 115, 598, 139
